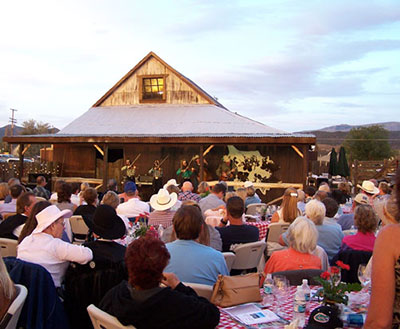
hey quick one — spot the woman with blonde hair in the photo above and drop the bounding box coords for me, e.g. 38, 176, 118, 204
0, 183, 9, 204
0, 257, 15, 319
236, 187, 247, 202
271, 187, 301, 224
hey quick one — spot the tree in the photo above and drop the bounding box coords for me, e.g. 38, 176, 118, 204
20, 119, 58, 157
21, 119, 58, 135
344, 125, 392, 161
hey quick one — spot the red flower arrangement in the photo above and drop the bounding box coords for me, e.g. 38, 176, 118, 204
314, 261, 361, 305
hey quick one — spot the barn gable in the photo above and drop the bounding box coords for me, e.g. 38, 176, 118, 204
94, 51, 222, 107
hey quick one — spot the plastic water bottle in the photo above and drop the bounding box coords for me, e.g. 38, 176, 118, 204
301, 279, 311, 302
263, 273, 274, 295
293, 286, 306, 313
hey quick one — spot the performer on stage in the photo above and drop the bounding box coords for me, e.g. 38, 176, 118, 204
216, 156, 237, 181
148, 160, 163, 194
176, 160, 193, 185
121, 159, 137, 183
191, 156, 209, 192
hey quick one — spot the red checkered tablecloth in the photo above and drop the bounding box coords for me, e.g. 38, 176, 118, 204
217, 286, 366, 328
246, 221, 269, 241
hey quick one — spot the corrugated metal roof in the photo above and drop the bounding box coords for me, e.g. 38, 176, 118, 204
59, 104, 295, 136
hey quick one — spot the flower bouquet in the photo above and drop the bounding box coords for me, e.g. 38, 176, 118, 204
314, 261, 362, 306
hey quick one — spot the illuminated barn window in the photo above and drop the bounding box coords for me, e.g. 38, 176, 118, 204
142, 77, 164, 100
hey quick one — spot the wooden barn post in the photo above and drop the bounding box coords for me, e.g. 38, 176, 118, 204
102, 144, 109, 192
199, 145, 204, 181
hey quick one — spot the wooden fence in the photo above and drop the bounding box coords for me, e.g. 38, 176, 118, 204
350, 158, 399, 186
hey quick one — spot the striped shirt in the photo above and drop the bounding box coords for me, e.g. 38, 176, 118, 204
148, 210, 176, 228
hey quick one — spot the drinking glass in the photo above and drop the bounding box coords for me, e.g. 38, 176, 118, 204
272, 275, 289, 315
358, 264, 370, 290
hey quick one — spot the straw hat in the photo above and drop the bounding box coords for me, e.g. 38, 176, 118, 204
163, 179, 179, 189
357, 180, 379, 195
32, 205, 72, 234
244, 181, 254, 188
150, 189, 177, 211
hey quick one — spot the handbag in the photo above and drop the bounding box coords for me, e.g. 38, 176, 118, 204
210, 273, 262, 307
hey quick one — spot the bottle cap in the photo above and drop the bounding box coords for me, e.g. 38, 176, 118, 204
266, 273, 272, 279
302, 279, 308, 284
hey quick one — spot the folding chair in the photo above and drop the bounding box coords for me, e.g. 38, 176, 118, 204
222, 252, 236, 272
69, 215, 89, 243
0, 284, 28, 329
0, 238, 18, 257
246, 203, 267, 216
265, 222, 290, 243
182, 282, 213, 301
231, 241, 266, 273
87, 304, 136, 329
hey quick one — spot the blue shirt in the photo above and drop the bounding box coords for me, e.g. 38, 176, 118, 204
245, 195, 262, 208
283, 223, 344, 262
165, 240, 229, 286
337, 213, 354, 231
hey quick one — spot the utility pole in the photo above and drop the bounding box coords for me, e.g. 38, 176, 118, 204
9, 108, 17, 136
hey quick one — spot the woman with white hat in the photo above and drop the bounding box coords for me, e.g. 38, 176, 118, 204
148, 189, 178, 228
17, 205, 93, 287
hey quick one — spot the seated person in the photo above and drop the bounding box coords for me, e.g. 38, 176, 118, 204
337, 193, 369, 230
281, 200, 343, 262
271, 187, 301, 224
0, 192, 36, 240
161, 201, 222, 251
263, 217, 321, 277
17, 205, 93, 287
149, 189, 177, 228
73, 187, 98, 227
0, 257, 16, 320
341, 204, 378, 252
33, 175, 51, 200
165, 206, 228, 285
199, 183, 226, 215
216, 196, 259, 252
64, 204, 127, 328
322, 197, 341, 226
0, 184, 24, 217
55, 182, 77, 212
178, 181, 201, 202
244, 182, 261, 208
100, 234, 220, 329
117, 182, 149, 219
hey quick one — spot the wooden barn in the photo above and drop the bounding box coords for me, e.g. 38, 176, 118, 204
4, 52, 316, 201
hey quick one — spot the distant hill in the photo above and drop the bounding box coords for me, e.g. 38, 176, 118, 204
302, 121, 400, 133
0, 124, 24, 138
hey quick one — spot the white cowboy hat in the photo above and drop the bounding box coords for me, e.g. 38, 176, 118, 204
244, 181, 254, 188
357, 180, 379, 195
150, 189, 178, 211
163, 179, 179, 189
32, 205, 72, 234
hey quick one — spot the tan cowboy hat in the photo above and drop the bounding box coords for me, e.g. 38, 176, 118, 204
163, 179, 179, 189
150, 189, 178, 211
357, 180, 379, 195
32, 205, 72, 234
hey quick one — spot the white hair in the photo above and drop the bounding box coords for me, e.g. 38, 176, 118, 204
305, 200, 326, 225
287, 216, 318, 254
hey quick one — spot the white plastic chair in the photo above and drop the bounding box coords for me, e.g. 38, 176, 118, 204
87, 304, 136, 329
0, 238, 18, 257
222, 252, 236, 272
69, 215, 89, 243
204, 216, 221, 227
0, 284, 28, 329
231, 241, 266, 272
246, 203, 266, 215
265, 222, 290, 243
182, 282, 213, 301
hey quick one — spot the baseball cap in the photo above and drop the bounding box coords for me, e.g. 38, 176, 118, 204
305, 305, 343, 329
124, 181, 137, 193
353, 193, 369, 205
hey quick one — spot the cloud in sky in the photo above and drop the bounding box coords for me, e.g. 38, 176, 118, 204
0, 0, 399, 132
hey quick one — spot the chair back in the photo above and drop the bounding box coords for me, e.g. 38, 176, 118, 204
272, 269, 323, 286
0, 238, 18, 257
265, 222, 290, 243
332, 249, 372, 283
0, 284, 28, 329
87, 304, 136, 329
2, 213, 16, 221
246, 203, 266, 215
231, 241, 266, 271
204, 216, 221, 227
182, 282, 213, 301
222, 252, 236, 272
3, 257, 69, 329
69, 215, 89, 241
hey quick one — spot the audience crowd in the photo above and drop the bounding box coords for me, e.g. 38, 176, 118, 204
0, 171, 399, 328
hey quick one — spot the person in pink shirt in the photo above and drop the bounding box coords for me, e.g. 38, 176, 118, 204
341, 204, 378, 252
